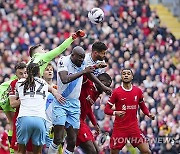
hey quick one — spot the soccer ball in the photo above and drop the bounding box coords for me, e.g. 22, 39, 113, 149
88, 8, 104, 24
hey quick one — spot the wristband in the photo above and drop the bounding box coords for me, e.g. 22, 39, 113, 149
113, 111, 116, 115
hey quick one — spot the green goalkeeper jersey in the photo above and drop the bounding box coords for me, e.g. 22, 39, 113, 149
28, 36, 73, 76
0, 36, 73, 112
0, 75, 17, 112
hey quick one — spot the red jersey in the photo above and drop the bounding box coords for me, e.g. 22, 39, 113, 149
9, 79, 19, 129
0, 131, 9, 154
79, 79, 100, 126
105, 85, 149, 130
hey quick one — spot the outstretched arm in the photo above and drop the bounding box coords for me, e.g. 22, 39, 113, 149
42, 36, 74, 62
42, 30, 85, 62
59, 66, 95, 84
86, 73, 112, 95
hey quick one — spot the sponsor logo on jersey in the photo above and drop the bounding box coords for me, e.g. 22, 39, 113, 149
122, 104, 136, 110
86, 95, 94, 105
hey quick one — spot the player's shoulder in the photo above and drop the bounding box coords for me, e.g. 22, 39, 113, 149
58, 55, 70, 65
34, 77, 48, 85
132, 85, 142, 91
85, 52, 91, 58
17, 78, 26, 83
10, 79, 18, 86
114, 86, 122, 92
83, 79, 93, 88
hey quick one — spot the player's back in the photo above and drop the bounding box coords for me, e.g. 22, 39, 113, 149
79, 80, 99, 121
112, 85, 143, 130
16, 77, 48, 119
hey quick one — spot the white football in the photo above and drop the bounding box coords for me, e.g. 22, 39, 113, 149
88, 8, 104, 24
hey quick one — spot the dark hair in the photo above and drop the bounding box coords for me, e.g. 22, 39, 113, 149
15, 62, 26, 71
97, 73, 112, 84
29, 44, 41, 57
20, 63, 39, 93
121, 68, 134, 75
92, 41, 107, 53
46, 63, 53, 68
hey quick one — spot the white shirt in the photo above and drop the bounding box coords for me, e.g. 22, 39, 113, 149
45, 92, 54, 130
57, 55, 86, 99
85, 53, 105, 76
16, 77, 48, 119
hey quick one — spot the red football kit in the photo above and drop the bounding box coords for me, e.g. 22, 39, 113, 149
0, 131, 9, 154
9, 79, 33, 152
104, 85, 150, 149
76, 79, 100, 146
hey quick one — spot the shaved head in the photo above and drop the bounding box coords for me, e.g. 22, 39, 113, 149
71, 46, 85, 67
72, 46, 85, 55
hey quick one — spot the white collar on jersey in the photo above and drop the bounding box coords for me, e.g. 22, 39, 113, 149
89, 53, 96, 63
121, 83, 133, 91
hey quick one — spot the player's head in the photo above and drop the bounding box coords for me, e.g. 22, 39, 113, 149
20, 63, 40, 91
15, 62, 27, 79
29, 44, 45, 57
96, 73, 112, 93
43, 63, 54, 80
92, 41, 108, 61
71, 46, 85, 67
121, 68, 133, 83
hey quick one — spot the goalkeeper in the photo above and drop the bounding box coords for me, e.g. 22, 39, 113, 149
0, 30, 85, 146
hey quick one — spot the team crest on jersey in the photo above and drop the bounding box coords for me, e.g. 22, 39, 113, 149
59, 60, 64, 68
134, 95, 137, 101
59, 60, 63, 65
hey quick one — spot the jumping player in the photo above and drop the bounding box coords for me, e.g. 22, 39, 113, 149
48, 46, 111, 154
28, 30, 85, 76
84, 41, 108, 77
10, 63, 64, 154
77, 73, 112, 154
8, 62, 34, 154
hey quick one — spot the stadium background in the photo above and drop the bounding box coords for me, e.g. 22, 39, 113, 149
0, 0, 179, 153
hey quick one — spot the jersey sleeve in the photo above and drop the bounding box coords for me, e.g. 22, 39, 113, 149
138, 89, 150, 116
57, 57, 68, 72
87, 108, 97, 126
39, 36, 73, 63
9, 80, 17, 96
139, 89, 144, 104
104, 90, 117, 115
107, 90, 117, 106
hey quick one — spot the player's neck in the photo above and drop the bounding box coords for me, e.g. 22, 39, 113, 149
45, 78, 53, 85
122, 82, 132, 90
91, 53, 97, 62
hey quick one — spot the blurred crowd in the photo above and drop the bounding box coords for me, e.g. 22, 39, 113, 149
0, 0, 180, 153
